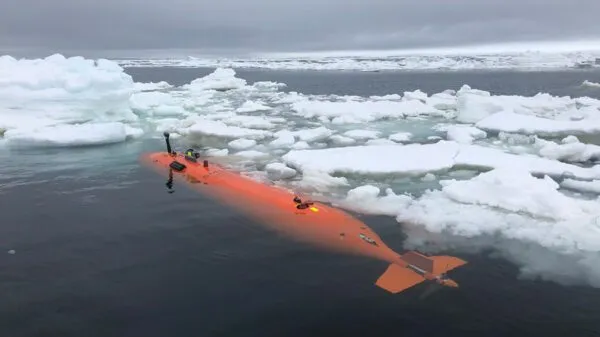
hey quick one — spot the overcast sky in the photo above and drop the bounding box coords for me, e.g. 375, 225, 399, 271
1, 0, 600, 57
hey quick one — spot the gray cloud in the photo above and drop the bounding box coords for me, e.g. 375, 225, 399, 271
1, 0, 600, 57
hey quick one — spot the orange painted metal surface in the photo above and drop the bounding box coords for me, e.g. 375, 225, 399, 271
140, 136, 467, 293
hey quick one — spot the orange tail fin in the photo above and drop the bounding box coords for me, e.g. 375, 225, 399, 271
401, 251, 467, 276
375, 264, 425, 293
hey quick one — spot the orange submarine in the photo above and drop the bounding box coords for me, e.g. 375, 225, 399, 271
140, 132, 467, 294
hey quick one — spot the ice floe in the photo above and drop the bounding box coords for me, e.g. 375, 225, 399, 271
282, 141, 600, 180
114, 48, 600, 71
0, 54, 139, 147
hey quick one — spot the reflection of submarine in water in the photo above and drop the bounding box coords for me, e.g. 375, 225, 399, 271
140, 132, 467, 294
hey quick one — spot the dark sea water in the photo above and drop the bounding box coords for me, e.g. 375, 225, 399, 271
1, 68, 600, 337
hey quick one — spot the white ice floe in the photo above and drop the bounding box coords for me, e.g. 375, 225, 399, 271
265, 162, 297, 180
388, 132, 413, 143
237, 100, 272, 113
343, 129, 381, 140
291, 141, 311, 150
291, 99, 448, 124
130, 91, 187, 117
184, 68, 247, 91
134, 81, 173, 92
365, 169, 600, 249
292, 127, 333, 142
269, 131, 296, 149
234, 150, 269, 159
561, 179, 600, 194
365, 139, 397, 146
185, 119, 272, 140
536, 136, 600, 162
0, 54, 142, 147
113, 48, 600, 71
403, 89, 428, 102
4, 122, 141, 148
330, 135, 357, 146
228, 138, 257, 151
477, 110, 600, 136
223, 115, 280, 130
337, 168, 600, 286
445, 125, 487, 144
582, 80, 600, 88
282, 140, 600, 179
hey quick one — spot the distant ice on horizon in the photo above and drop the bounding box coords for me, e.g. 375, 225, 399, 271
113, 40, 600, 71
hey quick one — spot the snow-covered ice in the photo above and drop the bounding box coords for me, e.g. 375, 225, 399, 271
282, 141, 600, 180
4, 122, 141, 148
582, 80, 600, 88
114, 47, 600, 71
0, 54, 140, 147
446, 125, 487, 144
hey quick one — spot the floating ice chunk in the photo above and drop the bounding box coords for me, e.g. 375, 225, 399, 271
365, 139, 397, 146
284, 141, 459, 176
456, 87, 502, 123
536, 136, 600, 162
116, 52, 600, 72
446, 125, 487, 144
292, 169, 349, 192
330, 135, 357, 146
403, 89, 427, 102
269, 130, 296, 148
124, 125, 144, 139
273, 91, 306, 104
454, 143, 600, 179
184, 68, 246, 91
388, 132, 413, 143
561, 179, 600, 194
187, 119, 271, 140
237, 100, 272, 113
134, 81, 173, 92
392, 171, 600, 253
421, 173, 436, 181
4, 122, 135, 148
282, 141, 600, 179
441, 168, 589, 221
235, 150, 269, 159
265, 162, 297, 180
0, 54, 133, 103
582, 80, 600, 88
228, 138, 256, 151
0, 54, 136, 136
130, 92, 177, 110
369, 94, 402, 101
291, 99, 446, 124
477, 110, 600, 136
427, 92, 457, 111
293, 126, 333, 142
291, 141, 310, 150
343, 129, 380, 140
341, 185, 410, 216
251, 81, 287, 92
205, 148, 229, 156
223, 115, 277, 129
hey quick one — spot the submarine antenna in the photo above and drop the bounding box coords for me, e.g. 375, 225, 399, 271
163, 132, 173, 154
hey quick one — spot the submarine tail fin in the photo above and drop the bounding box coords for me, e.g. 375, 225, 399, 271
429, 255, 467, 275
401, 251, 467, 275
375, 263, 425, 293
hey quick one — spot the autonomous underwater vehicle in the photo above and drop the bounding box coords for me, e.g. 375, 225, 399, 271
140, 132, 467, 294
